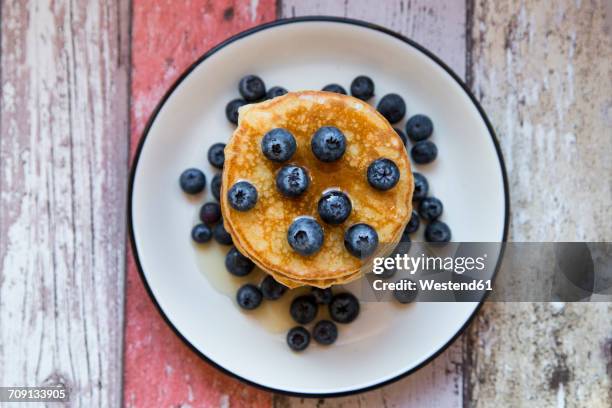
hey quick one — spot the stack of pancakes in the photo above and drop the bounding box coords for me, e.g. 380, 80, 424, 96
221, 91, 413, 288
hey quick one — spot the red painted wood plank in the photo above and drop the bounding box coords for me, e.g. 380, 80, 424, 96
125, 1, 276, 407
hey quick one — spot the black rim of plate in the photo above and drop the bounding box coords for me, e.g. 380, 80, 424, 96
127, 16, 511, 398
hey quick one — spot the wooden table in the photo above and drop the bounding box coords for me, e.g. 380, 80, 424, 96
1, 0, 611, 406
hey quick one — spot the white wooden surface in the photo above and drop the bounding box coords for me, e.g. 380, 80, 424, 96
0, 1, 130, 406
466, 1, 612, 406
277, 1, 467, 407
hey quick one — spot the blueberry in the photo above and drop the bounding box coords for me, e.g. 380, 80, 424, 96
311, 287, 333, 305
412, 172, 429, 201
225, 98, 247, 125
225, 247, 255, 277
208, 143, 226, 169
378, 259, 397, 278
329, 292, 360, 324
266, 86, 288, 99
261, 128, 297, 163
394, 128, 407, 146
290, 295, 318, 324
227, 181, 258, 211
406, 210, 420, 233
317, 190, 352, 225
367, 158, 400, 191
179, 168, 206, 194
311, 126, 346, 162
276, 165, 310, 197
199, 202, 221, 225
213, 222, 233, 245
238, 74, 266, 102
236, 284, 262, 310
419, 197, 443, 221
191, 223, 212, 243
425, 221, 452, 243
377, 93, 406, 124
406, 114, 433, 141
211, 173, 222, 201
286, 326, 310, 351
394, 235, 412, 263
394, 278, 419, 304
411, 140, 438, 164
287, 217, 324, 256
260, 275, 287, 300
344, 223, 379, 259
312, 320, 338, 345
400, 226, 411, 243
350, 75, 375, 100
322, 84, 346, 94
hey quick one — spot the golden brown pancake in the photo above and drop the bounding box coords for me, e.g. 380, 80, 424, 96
221, 91, 413, 288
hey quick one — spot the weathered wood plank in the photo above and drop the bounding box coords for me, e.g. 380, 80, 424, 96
466, 0, 612, 406
124, 1, 276, 407
0, 0, 130, 406
277, 1, 467, 407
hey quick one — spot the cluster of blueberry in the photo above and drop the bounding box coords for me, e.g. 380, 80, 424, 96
290, 77, 450, 304
179, 75, 366, 352
375, 176, 450, 305
238, 282, 362, 351
321, 76, 438, 165
226, 243, 361, 351
285, 290, 360, 351
407, 173, 452, 243
179, 146, 228, 245
227, 124, 393, 260
225, 75, 288, 124
179, 74, 449, 351
178, 76, 289, 243
222, 249, 359, 351
330, 75, 450, 243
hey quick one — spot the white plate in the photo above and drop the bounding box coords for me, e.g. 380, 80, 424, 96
129, 17, 509, 397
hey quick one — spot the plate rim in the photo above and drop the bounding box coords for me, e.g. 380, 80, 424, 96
127, 16, 511, 398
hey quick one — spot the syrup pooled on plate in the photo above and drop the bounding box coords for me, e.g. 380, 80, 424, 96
194, 243, 332, 333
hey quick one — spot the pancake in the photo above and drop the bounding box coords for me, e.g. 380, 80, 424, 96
229, 229, 362, 289
221, 91, 413, 288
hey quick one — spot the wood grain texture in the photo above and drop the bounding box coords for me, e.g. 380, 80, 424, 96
125, 1, 276, 407
466, 0, 612, 406
277, 1, 467, 407
0, 0, 130, 406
